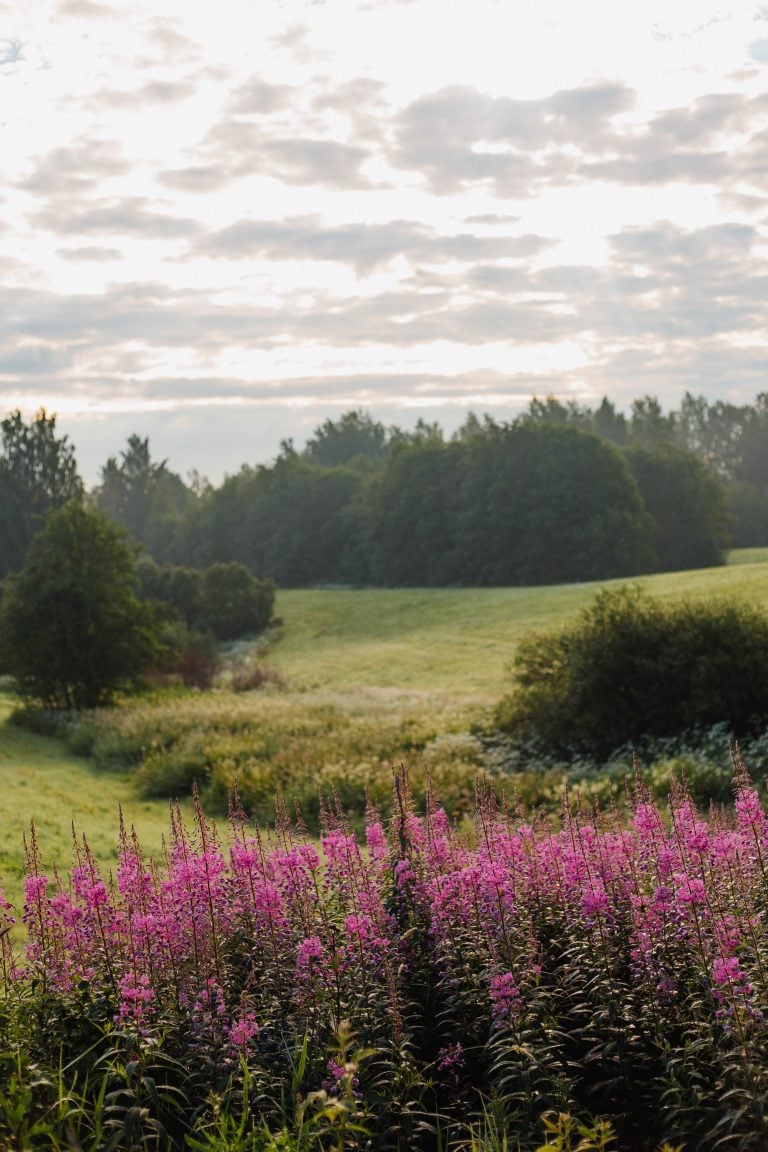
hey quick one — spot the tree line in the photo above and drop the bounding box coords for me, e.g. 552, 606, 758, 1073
1, 395, 767, 589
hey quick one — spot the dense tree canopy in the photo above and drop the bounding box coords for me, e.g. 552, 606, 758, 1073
8, 390, 768, 592
0, 503, 161, 709
625, 445, 730, 571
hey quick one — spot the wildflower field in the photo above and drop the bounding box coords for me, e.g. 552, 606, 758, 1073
2, 762, 768, 1150
3, 554, 768, 1148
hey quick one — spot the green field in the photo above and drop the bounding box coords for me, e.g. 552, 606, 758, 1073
1, 547, 767, 913
268, 548, 768, 695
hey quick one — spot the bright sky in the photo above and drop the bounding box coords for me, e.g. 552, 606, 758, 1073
2, 0, 768, 482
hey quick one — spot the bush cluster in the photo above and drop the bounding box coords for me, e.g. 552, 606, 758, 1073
1, 769, 768, 1148
497, 586, 768, 759
138, 559, 275, 641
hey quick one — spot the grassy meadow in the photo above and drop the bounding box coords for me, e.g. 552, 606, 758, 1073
1, 548, 767, 909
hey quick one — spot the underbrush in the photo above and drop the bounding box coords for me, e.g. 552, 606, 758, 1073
12, 693, 768, 834
0, 765, 767, 1149
43, 691, 486, 830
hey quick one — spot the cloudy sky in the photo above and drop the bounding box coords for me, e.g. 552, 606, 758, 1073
2, 1, 768, 483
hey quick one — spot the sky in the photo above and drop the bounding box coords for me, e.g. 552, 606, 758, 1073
2, 1, 768, 485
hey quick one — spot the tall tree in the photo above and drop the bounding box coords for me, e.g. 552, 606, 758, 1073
94, 435, 195, 561
0, 408, 83, 577
624, 444, 730, 571
0, 503, 160, 709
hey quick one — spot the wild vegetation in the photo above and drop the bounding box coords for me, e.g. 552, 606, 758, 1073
0, 764, 767, 1149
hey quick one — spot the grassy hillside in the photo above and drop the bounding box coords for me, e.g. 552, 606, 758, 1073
268, 548, 768, 696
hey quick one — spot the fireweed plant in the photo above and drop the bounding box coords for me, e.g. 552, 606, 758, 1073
1, 764, 768, 1150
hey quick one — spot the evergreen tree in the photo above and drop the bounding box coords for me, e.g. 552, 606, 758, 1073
0, 409, 82, 577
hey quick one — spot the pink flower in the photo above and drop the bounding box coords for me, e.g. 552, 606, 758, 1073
490, 971, 522, 1026
229, 1011, 260, 1052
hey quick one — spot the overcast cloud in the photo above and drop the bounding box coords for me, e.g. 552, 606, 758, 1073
2, 0, 767, 482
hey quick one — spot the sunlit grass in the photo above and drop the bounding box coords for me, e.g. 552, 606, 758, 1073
269, 549, 768, 695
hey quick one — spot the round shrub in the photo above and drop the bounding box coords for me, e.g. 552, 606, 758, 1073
497, 585, 768, 759
200, 562, 275, 641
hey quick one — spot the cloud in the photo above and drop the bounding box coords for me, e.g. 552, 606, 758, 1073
388, 82, 768, 195
93, 78, 198, 110
226, 76, 297, 116
32, 197, 203, 240
749, 38, 768, 63
56, 0, 116, 18
0, 343, 72, 376
56, 246, 123, 262
198, 117, 375, 189
19, 138, 132, 198
391, 81, 635, 195
195, 216, 554, 272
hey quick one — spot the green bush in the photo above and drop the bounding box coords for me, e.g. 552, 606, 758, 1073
497, 585, 768, 759
200, 562, 275, 641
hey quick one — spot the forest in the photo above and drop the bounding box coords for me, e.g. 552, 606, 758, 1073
2, 391, 767, 589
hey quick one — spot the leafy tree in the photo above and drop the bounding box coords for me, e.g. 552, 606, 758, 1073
457, 423, 655, 584
365, 441, 465, 585
726, 480, 768, 547
624, 445, 730, 571
591, 396, 629, 445
185, 457, 364, 586
629, 395, 677, 446
498, 585, 768, 758
137, 558, 204, 625
0, 409, 83, 577
0, 503, 161, 709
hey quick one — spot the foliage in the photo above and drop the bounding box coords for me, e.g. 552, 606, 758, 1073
200, 563, 275, 641
454, 423, 655, 585
498, 585, 768, 758
624, 445, 730, 571
3, 768, 768, 1148
182, 457, 365, 586
168, 408, 726, 587
138, 559, 275, 648
0, 503, 162, 709
0, 408, 83, 578
302, 409, 390, 467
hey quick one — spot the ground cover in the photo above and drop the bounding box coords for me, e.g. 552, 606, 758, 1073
267, 548, 768, 695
